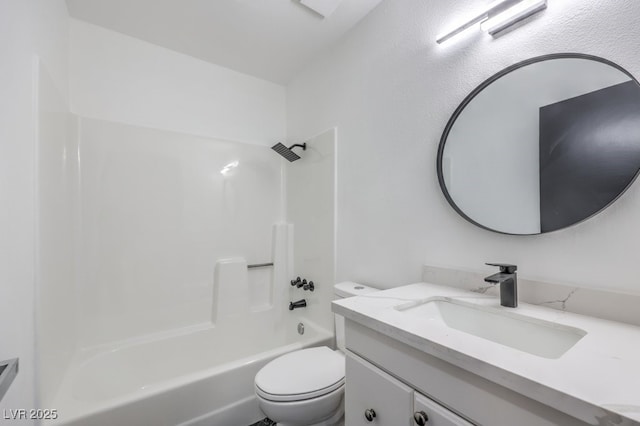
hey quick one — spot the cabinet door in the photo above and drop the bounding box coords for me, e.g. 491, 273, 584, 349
345, 352, 413, 426
413, 393, 475, 426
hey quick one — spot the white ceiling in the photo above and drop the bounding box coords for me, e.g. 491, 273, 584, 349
65, 0, 384, 84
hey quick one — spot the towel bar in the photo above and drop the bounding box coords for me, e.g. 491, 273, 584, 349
247, 263, 274, 269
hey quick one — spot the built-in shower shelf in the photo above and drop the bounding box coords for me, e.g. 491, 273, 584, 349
0, 358, 18, 402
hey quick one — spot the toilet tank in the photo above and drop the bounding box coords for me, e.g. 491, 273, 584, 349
333, 282, 379, 351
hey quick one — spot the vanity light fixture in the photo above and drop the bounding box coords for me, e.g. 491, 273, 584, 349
480, 0, 547, 35
436, 0, 547, 44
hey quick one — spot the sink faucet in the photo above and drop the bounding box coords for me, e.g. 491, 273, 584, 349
484, 263, 518, 308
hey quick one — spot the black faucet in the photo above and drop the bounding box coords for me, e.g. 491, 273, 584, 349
484, 263, 518, 308
289, 299, 307, 311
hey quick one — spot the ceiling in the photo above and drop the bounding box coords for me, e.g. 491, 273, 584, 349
65, 0, 384, 84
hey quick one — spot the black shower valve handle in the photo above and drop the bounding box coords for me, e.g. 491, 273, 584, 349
291, 277, 314, 291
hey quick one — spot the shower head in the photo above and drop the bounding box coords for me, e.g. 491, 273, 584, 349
271, 142, 307, 162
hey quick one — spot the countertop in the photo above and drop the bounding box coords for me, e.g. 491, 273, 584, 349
332, 282, 640, 425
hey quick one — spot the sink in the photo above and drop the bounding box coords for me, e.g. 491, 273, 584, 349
395, 298, 586, 359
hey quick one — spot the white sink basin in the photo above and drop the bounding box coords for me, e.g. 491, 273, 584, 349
395, 298, 586, 359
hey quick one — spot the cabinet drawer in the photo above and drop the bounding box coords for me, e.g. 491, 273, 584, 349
345, 352, 414, 426
413, 393, 474, 426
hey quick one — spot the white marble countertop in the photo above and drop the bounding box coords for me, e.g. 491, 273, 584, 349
332, 282, 640, 425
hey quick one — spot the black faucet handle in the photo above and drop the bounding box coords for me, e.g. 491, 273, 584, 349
486, 263, 517, 274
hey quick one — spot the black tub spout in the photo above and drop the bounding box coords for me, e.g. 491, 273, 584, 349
289, 299, 307, 311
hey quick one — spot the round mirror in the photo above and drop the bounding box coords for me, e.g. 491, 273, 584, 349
438, 54, 640, 235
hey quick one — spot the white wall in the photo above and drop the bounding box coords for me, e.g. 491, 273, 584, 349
70, 19, 286, 146
286, 0, 640, 293
0, 0, 70, 415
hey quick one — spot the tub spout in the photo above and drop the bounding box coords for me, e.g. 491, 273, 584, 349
289, 299, 307, 311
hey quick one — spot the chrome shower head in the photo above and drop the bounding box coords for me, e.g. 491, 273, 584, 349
271, 142, 306, 162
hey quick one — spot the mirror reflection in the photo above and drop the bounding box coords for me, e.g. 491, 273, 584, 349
438, 55, 640, 235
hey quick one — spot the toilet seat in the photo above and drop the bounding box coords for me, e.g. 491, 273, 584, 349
256, 380, 344, 402
255, 347, 345, 403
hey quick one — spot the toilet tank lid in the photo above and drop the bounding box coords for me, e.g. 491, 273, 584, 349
334, 281, 379, 298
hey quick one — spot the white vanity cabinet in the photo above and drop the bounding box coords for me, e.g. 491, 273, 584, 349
346, 352, 474, 426
344, 320, 588, 426
413, 393, 475, 426
334, 282, 640, 425
345, 352, 413, 425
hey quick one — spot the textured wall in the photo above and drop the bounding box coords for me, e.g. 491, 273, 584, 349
286, 0, 640, 293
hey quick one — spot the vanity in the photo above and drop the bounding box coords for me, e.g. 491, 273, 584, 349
333, 283, 640, 426
330, 51, 640, 426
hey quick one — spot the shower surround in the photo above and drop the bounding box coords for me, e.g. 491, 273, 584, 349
37, 116, 336, 424
76, 118, 283, 346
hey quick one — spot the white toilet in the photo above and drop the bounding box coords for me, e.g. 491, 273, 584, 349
254, 282, 378, 426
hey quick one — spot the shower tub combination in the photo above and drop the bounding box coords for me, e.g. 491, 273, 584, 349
36, 118, 336, 425
49, 317, 331, 426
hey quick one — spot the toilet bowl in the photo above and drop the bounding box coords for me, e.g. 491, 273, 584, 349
254, 282, 378, 426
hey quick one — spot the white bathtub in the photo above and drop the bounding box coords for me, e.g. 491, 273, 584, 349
49, 319, 332, 426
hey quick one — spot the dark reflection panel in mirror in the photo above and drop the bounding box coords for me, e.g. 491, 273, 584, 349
539, 81, 640, 232
437, 54, 640, 235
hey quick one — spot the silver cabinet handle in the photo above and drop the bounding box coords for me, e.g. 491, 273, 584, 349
414, 411, 429, 425
364, 408, 376, 422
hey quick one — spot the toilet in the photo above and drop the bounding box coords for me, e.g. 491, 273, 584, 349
254, 282, 379, 426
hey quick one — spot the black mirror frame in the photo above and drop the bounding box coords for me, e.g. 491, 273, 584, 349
436, 53, 640, 236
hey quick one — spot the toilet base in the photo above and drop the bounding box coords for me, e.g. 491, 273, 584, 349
257, 391, 344, 426
275, 399, 344, 426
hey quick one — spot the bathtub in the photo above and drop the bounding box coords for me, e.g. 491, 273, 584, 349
48, 319, 332, 426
